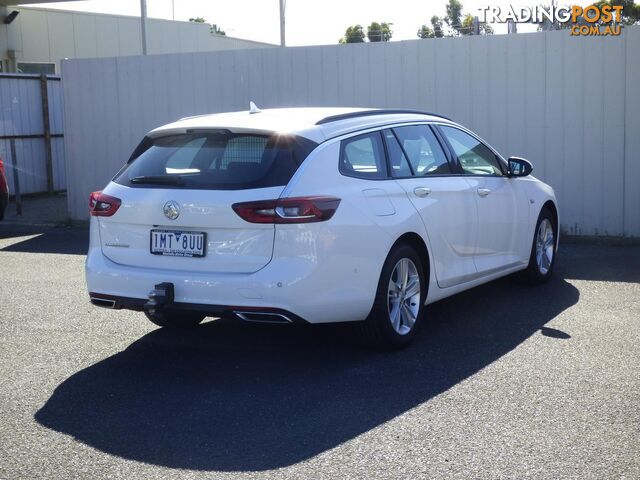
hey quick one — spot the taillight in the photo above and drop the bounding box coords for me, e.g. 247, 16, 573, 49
0, 157, 5, 177
89, 191, 121, 217
232, 196, 341, 224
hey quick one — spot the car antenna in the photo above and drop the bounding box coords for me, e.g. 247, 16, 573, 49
249, 101, 261, 114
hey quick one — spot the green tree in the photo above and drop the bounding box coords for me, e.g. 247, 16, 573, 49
461, 13, 475, 34
431, 15, 445, 37
211, 24, 226, 36
367, 22, 393, 42
339, 24, 366, 43
417, 24, 435, 38
445, 0, 464, 34
189, 17, 226, 36
442, 1, 494, 35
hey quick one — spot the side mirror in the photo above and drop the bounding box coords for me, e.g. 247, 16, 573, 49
508, 157, 533, 177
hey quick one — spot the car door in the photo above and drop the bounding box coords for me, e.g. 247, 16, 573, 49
437, 125, 529, 275
383, 125, 478, 289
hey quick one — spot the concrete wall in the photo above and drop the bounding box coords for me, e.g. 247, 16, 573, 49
1, 7, 273, 72
62, 27, 640, 236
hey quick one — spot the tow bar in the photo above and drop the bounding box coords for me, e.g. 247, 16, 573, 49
144, 282, 174, 315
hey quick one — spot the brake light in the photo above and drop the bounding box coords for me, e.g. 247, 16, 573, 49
232, 196, 341, 224
0, 157, 5, 177
89, 191, 121, 217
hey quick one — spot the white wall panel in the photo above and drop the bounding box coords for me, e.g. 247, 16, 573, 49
61, 28, 640, 236
72, 13, 97, 59
10, 7, 273, 72
94, 15, 120, 59
624, 27, 640, 236
46, 11, 76, 61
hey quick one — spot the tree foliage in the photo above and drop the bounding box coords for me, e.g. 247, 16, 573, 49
417, 24, 435, 38
445, 0, 464, 33
211, 24, 226, 36
189, 17, 226, 35
367, 22, 393, 42
418, 16, 447, 38
339, 24, 366, 43
431, 15, 445, 37
432, 0, 493, 36
460, 13, 494, 35
339, 22, 393, 43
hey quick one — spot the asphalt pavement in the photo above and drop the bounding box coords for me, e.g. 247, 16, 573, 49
0, 225, 638, 479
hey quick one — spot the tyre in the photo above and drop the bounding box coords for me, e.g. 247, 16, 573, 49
144, 309, 205, 329
518, 207, 557, 284
356, 243, 427, 350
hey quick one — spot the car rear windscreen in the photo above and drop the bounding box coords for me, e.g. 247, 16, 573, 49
114, 131, 318, 190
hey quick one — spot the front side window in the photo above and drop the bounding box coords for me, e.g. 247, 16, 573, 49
393, 125, 452, 176
114, 132, 317, 190
339, 132, 386, 179
439, 126, 504, 176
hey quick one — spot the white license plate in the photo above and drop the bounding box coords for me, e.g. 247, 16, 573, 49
150, 230, 206, 257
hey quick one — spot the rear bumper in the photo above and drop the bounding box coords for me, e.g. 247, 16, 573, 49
85, 211, 389, 324
85, 246, 378, 325
88, 292, 308, 324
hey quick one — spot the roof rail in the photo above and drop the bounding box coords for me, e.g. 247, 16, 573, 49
315, 109, 450, 125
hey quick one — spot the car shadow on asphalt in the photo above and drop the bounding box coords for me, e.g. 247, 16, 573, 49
559, 244, 640, 283
35, 270, 579, 472
0, 226, 88, 255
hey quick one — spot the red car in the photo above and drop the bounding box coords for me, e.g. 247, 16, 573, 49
0, 157, 8, 221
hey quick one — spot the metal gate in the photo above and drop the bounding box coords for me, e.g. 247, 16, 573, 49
0, 73, 65, 197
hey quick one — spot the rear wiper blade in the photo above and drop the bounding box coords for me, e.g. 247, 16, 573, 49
130, 175, 185, 186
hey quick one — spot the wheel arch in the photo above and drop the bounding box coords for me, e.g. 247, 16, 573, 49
392, 232, 431, 281
542, 200, 559, 235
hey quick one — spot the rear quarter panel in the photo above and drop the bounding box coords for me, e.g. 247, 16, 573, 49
278, 140, 437, 321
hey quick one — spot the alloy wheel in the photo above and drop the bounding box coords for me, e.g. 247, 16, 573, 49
536, 218, 554, 275
387, 258, 421, 335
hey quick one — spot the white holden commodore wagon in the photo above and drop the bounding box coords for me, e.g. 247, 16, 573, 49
86, 107, 558, 349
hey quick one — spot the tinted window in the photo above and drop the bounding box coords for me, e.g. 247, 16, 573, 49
383, 129, 412, 178
393, 125, 452, 175
114, 132, 317, 190
439, 126, 504, 176
339, 132, 386, 179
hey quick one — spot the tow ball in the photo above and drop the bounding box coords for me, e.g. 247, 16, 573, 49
144, 282, 175, 315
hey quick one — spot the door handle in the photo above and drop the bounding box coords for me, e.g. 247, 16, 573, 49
477, 188, 491, 197
414, 187, 431, 197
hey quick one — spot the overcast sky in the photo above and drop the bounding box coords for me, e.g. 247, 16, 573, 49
28, 0, 595, 45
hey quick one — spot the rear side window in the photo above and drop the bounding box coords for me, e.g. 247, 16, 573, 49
393, 125, 452, 176
114, 132, 317, 190
339, 132, 386, 179
382, 129, 412, 178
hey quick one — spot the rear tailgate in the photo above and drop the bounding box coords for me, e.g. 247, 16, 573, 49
93, 129, 317, 273
98, 183, 284, 274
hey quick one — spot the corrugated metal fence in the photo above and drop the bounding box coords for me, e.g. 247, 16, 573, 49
61, 27, 640, 236
0, 74, 65, 195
